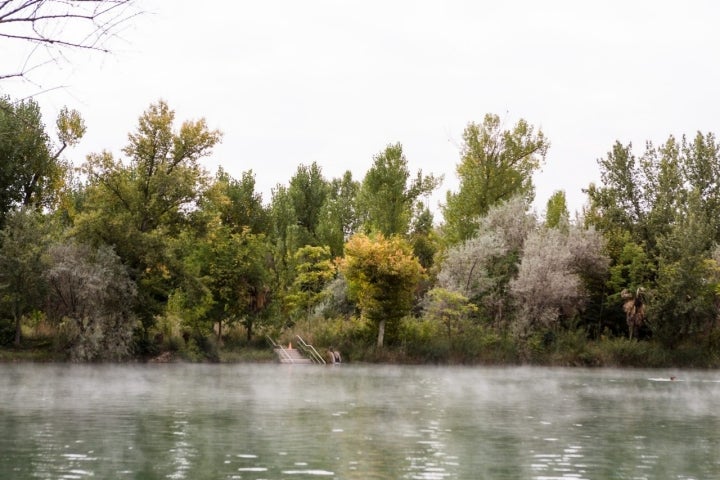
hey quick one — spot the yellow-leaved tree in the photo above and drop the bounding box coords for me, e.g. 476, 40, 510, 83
340, 233, 424, 347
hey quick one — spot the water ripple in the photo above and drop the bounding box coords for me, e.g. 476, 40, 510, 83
281, 469, 335, 476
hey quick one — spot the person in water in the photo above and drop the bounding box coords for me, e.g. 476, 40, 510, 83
327, 347, 342, 364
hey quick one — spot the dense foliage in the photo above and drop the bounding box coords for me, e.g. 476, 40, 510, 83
2, 96, 720, 367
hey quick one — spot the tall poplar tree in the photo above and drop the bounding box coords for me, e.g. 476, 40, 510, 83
288, 162, 328, 240
316, 171, 360, 257
358, 143, 440, 237
545, 190, 569, 230
442, 114, 548, 245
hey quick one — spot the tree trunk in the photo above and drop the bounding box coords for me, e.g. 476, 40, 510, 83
246, 319, 253, 342
377, 319, 385, 348
14, 313, 21, 347
446, 323, 452, 351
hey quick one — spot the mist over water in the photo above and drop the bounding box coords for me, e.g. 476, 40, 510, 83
1, 364, 719, 479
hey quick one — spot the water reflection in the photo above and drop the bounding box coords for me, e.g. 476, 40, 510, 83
402, 376, 453, 480
1, 365, 720, 479
167, 410, 195, 479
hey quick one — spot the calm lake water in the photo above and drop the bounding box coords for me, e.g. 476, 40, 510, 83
0, 363, 719, 479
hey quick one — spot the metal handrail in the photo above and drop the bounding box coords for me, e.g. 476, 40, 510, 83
295, 335, 326, 364
266, 335, 295, 364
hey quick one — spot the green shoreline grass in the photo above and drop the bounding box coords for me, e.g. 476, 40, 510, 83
2, 336, 718, 368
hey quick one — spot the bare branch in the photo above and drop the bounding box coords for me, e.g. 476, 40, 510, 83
0, 31, 111, 50
0, 71, 26, 80
0, 0, 141, 83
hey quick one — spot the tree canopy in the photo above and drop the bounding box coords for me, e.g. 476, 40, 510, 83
340, 233, 424, 347
358, 143, 440, 237
443, 114, 548, 245
2, 98, 720, 366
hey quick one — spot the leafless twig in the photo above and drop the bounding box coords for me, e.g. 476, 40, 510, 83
0, 0, 140, 81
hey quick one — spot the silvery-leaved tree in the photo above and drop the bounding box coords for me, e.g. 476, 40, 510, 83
509, 227, 608, 338
437, 196, 536, 326
45, 242, 137, 361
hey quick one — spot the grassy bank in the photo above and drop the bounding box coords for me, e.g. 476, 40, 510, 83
3, 317, 719, 368
0, 338, 63, 362
281, 316, 720, 368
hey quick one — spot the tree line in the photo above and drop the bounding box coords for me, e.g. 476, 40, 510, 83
1, 97, 719, 365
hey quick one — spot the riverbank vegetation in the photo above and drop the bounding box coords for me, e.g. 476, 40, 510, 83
2, 97, 720, 367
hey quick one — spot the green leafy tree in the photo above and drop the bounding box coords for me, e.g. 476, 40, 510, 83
0, 208, 50, 346
644, 138, 685, 238
171, 224, 273, 343
340, 233, 424, 347
585, 133, 720, 340
317, 171, 360, 257
651, 255, 719, 346
75, 100, 221, 333
606, 239, 654, 294
649, 194, 719, 346
203, 168, 269, 235
604, 235, 655, 335
286, 245, 336, 321
409, 205, 439, 270
681, 132, 720, 243
585, 142, 647, 236
165, 244, 214, 341
269, 184, 295, 246
205, 228, 272, 342
585, 137, 684, 258
55, 106, 87, 156
0, 97, 84, 226
545, 190, 569, 230
268, 165, 329, 313
358, 143, 440, 237
442, 114, 548, 244
423, 288, 478, 347
288, 162, 328, 240
268, 184, 301, 296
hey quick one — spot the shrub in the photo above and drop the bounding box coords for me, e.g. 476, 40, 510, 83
588, 337, 667, 367
398, 316, 448, 363
454, 325, 519, 364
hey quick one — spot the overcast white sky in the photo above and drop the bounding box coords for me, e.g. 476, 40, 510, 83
4, 0, 720, 220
